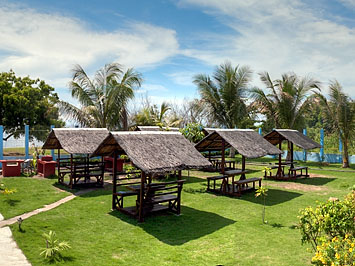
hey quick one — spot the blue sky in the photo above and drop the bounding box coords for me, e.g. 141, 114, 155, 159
1, 0, 355, 109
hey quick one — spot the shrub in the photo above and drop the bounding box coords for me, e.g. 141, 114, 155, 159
299, 190, 355, 264
40, 230, 71, 262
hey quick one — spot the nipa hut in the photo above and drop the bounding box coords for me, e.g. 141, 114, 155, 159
92, 131, 211, 221
263, 129, 321, 179
195, 129, 282, 176
42, 128, 110, 188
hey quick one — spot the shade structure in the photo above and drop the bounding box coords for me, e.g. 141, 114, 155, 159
42, 128, 110, 154
195, 129, 282, 158
263, 129, 321, 150
92, 131, 212, 174
135, 126, 180, 132
202, 128, 218, 136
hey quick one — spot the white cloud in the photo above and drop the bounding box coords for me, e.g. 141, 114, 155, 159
166, 71, 195, 86
338, 0, 355, 8
0, 4, 179, 101
136, 84, 169, 94
178, 0, 355, 96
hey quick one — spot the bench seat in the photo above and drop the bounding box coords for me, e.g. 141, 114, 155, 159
232, 177, 262, 196
288, 166, 309, 178
207, 175, 226, 192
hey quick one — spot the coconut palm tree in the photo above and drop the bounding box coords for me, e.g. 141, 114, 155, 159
251, 72, 320, 130
316, 81, 355, 168
133, 102, 181, 128
60, 63, 142, 130
193, 61, 252, 128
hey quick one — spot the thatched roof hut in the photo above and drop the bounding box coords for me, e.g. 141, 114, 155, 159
42, 128, 110, 154
135, 126, 180, 132
264, 129, 321, 150
195, 129, 282, 158
92, 131, 211, 174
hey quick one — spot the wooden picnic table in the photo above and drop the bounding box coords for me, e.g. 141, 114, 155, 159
222, 169, 247, 195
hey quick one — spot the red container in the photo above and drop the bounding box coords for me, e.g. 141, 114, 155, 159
0, 160, 24, 177
40, 156, 53, 161
104, 157, 124, 172
37, 158, 56, 177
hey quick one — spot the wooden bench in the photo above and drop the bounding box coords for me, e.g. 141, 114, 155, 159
288, 166, 309, 178
233, 177, 262, 196
113, 174, 141, 212
207, 175, 226, 192
141, 180, 185, 216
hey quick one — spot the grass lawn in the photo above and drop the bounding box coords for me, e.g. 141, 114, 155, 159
6, 164, 355, 265
0, 177, 70, 219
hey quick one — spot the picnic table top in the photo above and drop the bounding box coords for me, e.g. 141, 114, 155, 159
224, 169, 247, 176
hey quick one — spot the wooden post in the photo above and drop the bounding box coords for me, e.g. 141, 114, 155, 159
138, 172, 146, 222
57, 149, 60, 179
290, 142, 294, 168
69, 154, 73, 187
178, 170, 182, 180
278, 139, 282, 178
221, 139, 225, 174
112, 151, 118, 210
241, 156, 246, 180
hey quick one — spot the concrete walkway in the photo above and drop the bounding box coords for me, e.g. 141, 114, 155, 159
0, 214, 31, 265
0, 185, 107, 265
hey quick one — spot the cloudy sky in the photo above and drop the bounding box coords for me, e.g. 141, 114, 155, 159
1, 0, 355, 107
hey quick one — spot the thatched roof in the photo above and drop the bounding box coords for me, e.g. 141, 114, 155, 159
202, 128, 219, 136
92, 131, 211, 173
195, 129, 282, 158
135, 126, 180, 132
264, 129, 321, 150
42, 128, 110, 154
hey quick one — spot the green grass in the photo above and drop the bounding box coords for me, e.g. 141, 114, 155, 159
0, 177, 70, 219
6, 165, 355, 265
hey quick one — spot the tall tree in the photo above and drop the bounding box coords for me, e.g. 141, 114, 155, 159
60, 63, 142, 130
251, 72, 320, 130
193, 61, 252, 128
133, 102, 181, 128
0, 70, 64, 141
316, 81, 355, 168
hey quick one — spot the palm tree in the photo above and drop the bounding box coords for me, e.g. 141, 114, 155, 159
133, 102, 181, 128
316, 81, 355, 168
60, 63, 142, 130
193, 61, 252, 128
251, 72, 320, 130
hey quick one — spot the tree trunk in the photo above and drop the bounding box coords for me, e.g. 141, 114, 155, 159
229, 147, 236, 158
342, 139, 350, 168
286, 141, 292, 161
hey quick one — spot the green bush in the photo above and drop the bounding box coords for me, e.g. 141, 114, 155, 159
299, 190, 355, 264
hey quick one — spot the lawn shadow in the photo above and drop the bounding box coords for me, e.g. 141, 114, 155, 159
4, 199, 20, 206
239, 188, 302, 206
109, 206, 235, 246
291, 177, 336, 186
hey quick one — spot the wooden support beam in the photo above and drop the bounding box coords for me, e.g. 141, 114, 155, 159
138, 172, 146, 223
221, 139, 225, 174
112, 151, 118, 210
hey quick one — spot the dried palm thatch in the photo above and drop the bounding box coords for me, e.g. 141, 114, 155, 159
202, 128, 219, 136
264, 129, 321, 150
92, 131, 211, 173
135, 126, 180, 132
195, 129, 282, 158
42, 128, 110, 154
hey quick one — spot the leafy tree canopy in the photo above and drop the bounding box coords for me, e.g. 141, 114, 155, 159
0, 70, 64, 141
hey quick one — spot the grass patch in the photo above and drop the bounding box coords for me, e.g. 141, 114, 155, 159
0, 177, 70, 219
8, 164, 355, 265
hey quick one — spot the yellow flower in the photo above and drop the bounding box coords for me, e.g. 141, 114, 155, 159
351, 243, 355, 248
335, 253, 340, 259
350, 248, 353, 252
